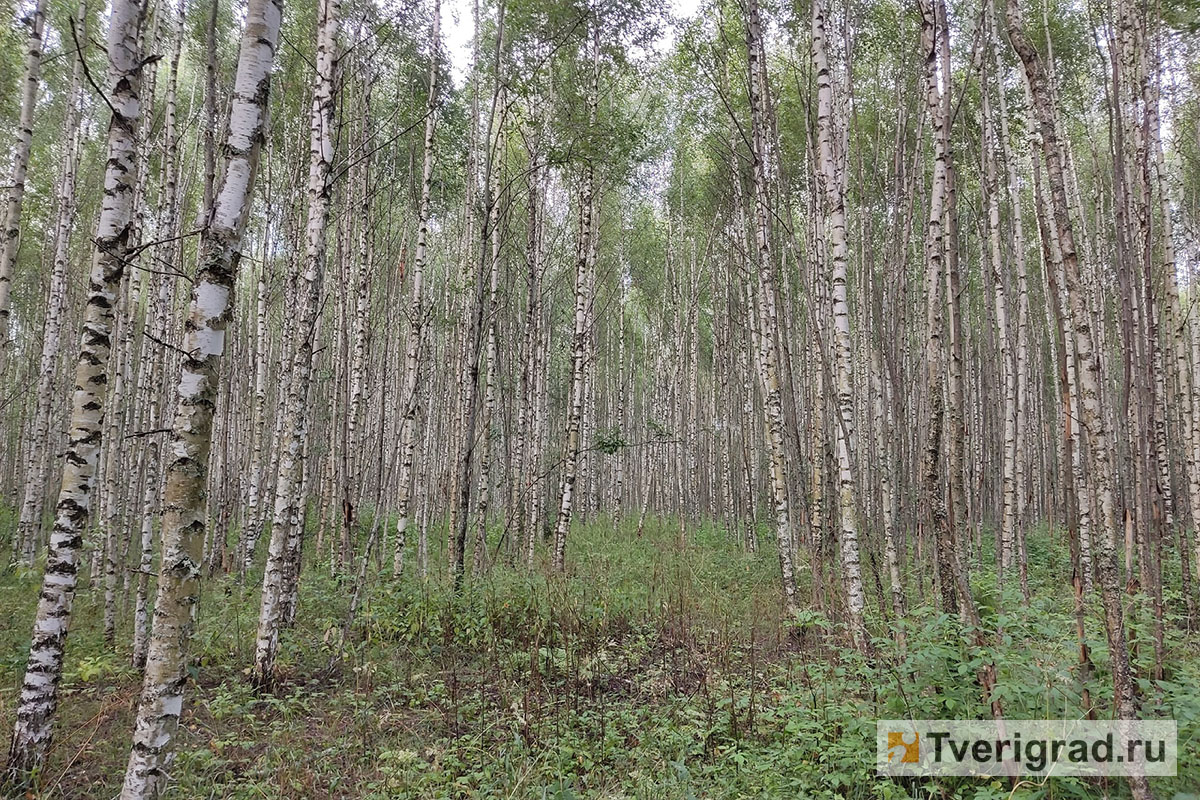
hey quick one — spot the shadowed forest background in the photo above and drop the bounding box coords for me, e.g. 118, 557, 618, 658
1, 0, 1200, 796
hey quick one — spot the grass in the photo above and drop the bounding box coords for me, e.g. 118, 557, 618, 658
1, 513, 1199, 798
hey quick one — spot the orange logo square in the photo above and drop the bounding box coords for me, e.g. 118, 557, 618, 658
887, 731, 919, 763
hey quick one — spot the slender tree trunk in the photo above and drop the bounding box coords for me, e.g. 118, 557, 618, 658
450, 1, 506, 585
744, 0, 797, 614
551, 25, 598, 572
253, 0, 338, 690
201, 0, 219, 223
393, 0, 440, 574
512, 132, 543, 556
812, 0, 867, 651
918, 0, 955, 616
982, 30, 1018, 594
552, 168, 596, 571
473, 166, 503, 575
13, 0, 87, 566
1007, 6, 1151, 798
121, 2, 282, 794
132, 0, 187, 669
5, 0, 148, 785
241, 239, 272, 575
0, 0, 49, 365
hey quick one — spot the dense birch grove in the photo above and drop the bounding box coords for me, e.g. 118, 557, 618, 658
0, 0, 1199, 795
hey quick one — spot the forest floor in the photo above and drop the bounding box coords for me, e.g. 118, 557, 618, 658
2, 517, 1199, 799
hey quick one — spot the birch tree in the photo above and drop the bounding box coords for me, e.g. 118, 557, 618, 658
5, 0, 148, 785
252, 0, 339, 689
120, 0, 284, 794
551, 28, 599, 571
0, 0, 49, 365
811, 0, 867, 651
13, 0, 88, 567
1007, 3, 1151, 797
394, 0, 441, 574
745, 0, 797, 613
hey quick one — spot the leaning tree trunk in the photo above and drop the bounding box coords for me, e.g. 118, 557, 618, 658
1007, 4, 1151, 798
4, 0, 147, 787
120, 0, 283, 795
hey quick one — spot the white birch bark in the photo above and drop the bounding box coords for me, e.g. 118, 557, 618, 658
526, 301, 550, 566
0, 0, 49, 364
551, 29, 599, 572
1028, 98, 1094, 590
131, 0, 187, 668
5, 0, 147, 784
511, 132, 542, 549
552, 171, 596, 571
252, 0, 338, 690
988, 15, 1032, 559
14, 0, 86, 566
917, 0, 959, 614
746, 0, 797, 614
1008, 6, 1150, 798
812, 0, 867, 650
241, 247, 272, 573
982, 41, 1018, 584
394, 0, 441, 573
473, 162, 502, 574
120, 1, 283, 794
344, 131, 373, 564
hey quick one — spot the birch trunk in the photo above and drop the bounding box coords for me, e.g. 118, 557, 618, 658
812, 0, 867, 651
526, 300, 549, 566
5, 0, 147, 784
121, 2, 283, 794
989, 3, 1032, 570
552, 169, 596, 571
982, 34, 1018, 588
473, 173, 502, 575
132, 0, 186, 668
392, 2, 439, 574
241, 245, 271, 573
551, 28, 598, 572
14, 0, 86, 566
0, 0, 48, 363
512, 133, 543, 554
918, 0, 955, 615
1007, 6, 1151, 798
252, 0, 338, 690
746, 0, 797, 614
1143, 21, 1196, 615
450, 1, 505, 584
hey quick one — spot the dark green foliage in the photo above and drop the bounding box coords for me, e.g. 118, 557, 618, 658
594, 425, 627, 454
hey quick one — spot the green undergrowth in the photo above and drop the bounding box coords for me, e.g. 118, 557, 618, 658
1, 514, 1198, 799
